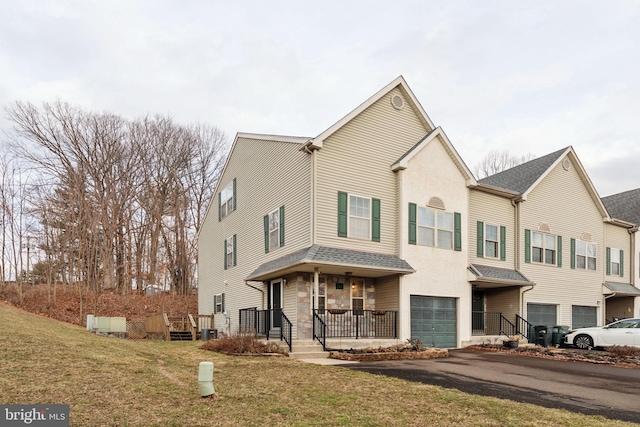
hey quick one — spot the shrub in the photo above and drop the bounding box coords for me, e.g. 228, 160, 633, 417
607, 345, 640, 357
200, 333, 287, 355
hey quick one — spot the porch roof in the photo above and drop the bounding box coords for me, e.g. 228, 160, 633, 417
468, 264, 534, 288
246, 245, 415, 281
603, 281, 640, 296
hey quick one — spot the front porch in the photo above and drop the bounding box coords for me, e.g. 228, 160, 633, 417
240, 307, 398, 351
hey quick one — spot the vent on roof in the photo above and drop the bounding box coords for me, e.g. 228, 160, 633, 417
391, 94, 404, 110
562, 159, 571, 171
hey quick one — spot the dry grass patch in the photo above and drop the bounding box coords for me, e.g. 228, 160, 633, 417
0, 302, 635, 426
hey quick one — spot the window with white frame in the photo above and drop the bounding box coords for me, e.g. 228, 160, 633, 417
220, 181, 234, 219
576, 240, 597, 271
417, 206, 435, 246
611, 248, 621, 275
532, 231, 556, 265
214, 293, 225, 314
417, 207, 453, 249
268, 209, 280, 251
226, 236, 234, 268
437, 210, 454, 249
351, 278, 364, 314
318, 279, 326, 311
484, 224, 499, 258
349, 195, 371, 239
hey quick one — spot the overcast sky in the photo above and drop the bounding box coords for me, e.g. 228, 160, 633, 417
1, 1, 639, 196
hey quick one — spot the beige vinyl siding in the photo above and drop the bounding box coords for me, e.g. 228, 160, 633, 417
606, 297, 634, 321
519, 157, 605, 326
374, 275, 400, 310
469, 190, 515, 267
604, 223, 632, 282
315, 87, 430, 253
485, 288, 520, 325
198, 137, 311, 332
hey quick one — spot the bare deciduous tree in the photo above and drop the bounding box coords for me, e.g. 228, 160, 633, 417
474, 149, 536, 179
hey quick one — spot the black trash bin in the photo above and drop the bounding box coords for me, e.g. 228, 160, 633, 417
534, 325, 552, 347
552, 325, 570, 347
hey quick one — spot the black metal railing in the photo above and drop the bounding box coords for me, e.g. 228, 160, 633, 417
313, 311, 327, 350
239, 307, 292, 352
312, 309, 398, 341
516, 314, 533, 341
472, 311, 516, 336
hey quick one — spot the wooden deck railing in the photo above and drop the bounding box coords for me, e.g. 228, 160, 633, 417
145, 313, 215, 341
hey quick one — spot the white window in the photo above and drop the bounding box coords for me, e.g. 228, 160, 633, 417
226, 236, 234, 268
532, 232, 556, 265
318, 279, 326, 311
268, 209, 280, 251
417, 206, 435, 246
576, 240, 597, 271
485, 224, 499, 258
611, 248, 621, 276
220, 181, 234, 218
437, 211, 453, 249
351, 278, 364, 314
349, 195, 370, 239
417, 207, 453, 249
214, 293, 225, 314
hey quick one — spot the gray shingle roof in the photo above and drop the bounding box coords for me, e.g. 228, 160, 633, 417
470, 264, 532, 284
247, 245, 414, 280
604, 281, 640, 296
478, 147, 568, 194
601, 188, 640, 226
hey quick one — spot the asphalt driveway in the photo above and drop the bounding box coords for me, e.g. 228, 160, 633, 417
341, 348, 640, 423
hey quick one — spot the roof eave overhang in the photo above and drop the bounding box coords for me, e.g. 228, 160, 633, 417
246, 260, 415, 282
470, 277, 534, 289
471, 183, 522, 199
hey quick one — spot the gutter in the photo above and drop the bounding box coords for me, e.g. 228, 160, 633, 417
244, 281, 265, 310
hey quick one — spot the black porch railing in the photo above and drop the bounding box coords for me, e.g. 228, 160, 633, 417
312, 309, 398, 349
472, 311, 516, 336
238, 307, 292, 352
516, 314, 533, 341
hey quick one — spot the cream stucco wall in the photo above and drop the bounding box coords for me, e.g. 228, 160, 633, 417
397, 134, 471, 346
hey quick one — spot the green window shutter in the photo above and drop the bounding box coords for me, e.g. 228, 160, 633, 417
408, 203, 417, 245
232, 178, 237, 211
279, 206, 285, 247
372, 198, 381, 242
221, 293, 225, 313
620, 249, 624, 277
213, 296, 218, 314
500, 226, 506, 261
454, 212, 462, 251
338, 191, 348, 237
476, 221, 484, 258
570, 238, 576, 269
223, 240, 227, 270
233, 234, 237, 267
218, 192, 221, 221
524, 229, 531, 263
606, 247, 611, 275
557, 236, 562, 268
263, 215, 269, 253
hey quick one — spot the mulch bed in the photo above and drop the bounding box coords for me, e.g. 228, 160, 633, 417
467, 344, 640, 368
329, 348, 448, 362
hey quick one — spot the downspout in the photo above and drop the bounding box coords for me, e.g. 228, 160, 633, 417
244, 280, 265, 310
604, 292, 617, 324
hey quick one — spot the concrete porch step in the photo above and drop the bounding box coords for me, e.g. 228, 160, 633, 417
288, 339, 329, 360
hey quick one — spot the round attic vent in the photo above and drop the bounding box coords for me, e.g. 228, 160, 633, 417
562, 159, 571, 171
391, 94, 404, 110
